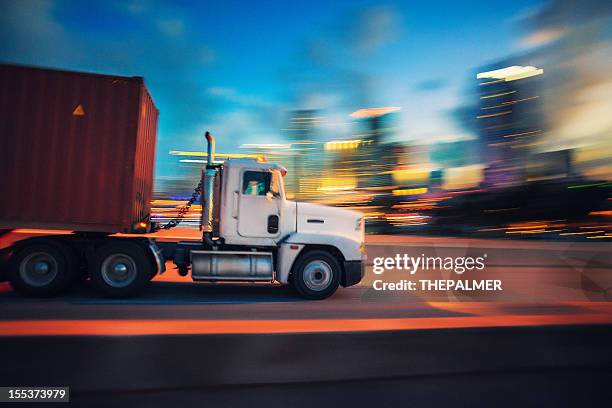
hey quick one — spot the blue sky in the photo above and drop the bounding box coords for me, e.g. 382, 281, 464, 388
0, 0, 542, 177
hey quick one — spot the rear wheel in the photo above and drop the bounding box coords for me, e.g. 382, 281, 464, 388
89, 241, 152, 297
290, 250, 341, 300
8, 242, 77, 296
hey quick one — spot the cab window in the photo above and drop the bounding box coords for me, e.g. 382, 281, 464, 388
242, 171, 269, 196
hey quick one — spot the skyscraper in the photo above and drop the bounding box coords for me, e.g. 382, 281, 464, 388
475, 64, 544, 188
350, 107, 400, 190
284, 110, 323, 200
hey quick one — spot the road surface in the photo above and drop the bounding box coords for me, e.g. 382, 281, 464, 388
1, 230, 611, 406
1, 229, 610, 334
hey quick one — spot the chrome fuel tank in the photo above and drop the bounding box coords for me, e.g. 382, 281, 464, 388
190, 250, 273, 281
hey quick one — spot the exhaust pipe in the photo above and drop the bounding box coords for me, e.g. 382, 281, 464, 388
202, 131, 217, 246
205, 131, 215, 165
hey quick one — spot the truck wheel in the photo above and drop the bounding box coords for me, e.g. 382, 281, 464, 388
89, 241, 152, 298
290, 250, 340, 300
8, 243, 77, 296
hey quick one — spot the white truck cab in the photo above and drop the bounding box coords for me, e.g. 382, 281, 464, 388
169, 132, 366, 299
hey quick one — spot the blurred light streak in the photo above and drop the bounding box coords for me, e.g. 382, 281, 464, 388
392, 188, 428, 196
480, 90, 516, 99
324, 139, 363, 150
559, 231, 604, 235
477, 110, 512, 119
589, 211, 612, 216
169, 150, 259, 158
241, 143, 292, 149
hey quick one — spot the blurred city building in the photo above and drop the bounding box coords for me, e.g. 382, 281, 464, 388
350, 107, 400, 191
519, 0, 612, 182
475, 64, 545, 188
280, 110, 323, 200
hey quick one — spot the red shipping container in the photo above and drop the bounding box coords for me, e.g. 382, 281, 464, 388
0, 64, 158, 233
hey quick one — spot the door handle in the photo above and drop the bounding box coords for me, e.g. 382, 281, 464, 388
232, 191, 239, 218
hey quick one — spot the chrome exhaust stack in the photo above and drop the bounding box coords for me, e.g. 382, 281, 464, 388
205, 131, 215, 165
201, 131, 217, 247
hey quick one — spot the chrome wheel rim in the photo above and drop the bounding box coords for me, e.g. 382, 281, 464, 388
19, 252, 58, 287
303, 260, 333, 291
101, 254, 137, 288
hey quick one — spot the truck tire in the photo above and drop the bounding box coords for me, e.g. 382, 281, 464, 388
89, 241, 152, 298
8, 242, 77, 296
290, 250, 341, 300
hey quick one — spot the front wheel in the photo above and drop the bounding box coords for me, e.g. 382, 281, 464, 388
290, 250, 341, 300
89, 241, 153, 298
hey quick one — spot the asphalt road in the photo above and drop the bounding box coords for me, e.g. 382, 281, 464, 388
71, 366, 612, 408
0, 231, 610, 333
1, 231, 611, 406
1, 325, 611, 407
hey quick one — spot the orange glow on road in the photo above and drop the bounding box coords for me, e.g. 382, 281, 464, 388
0, 313, 611, 337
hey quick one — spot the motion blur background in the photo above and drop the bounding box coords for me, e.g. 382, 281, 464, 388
2, 0, 611, 239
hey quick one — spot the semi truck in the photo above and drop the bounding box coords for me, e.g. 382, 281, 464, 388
0, 64, 365, 299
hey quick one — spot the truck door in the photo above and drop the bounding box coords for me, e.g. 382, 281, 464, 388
237, 170, 281, 238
